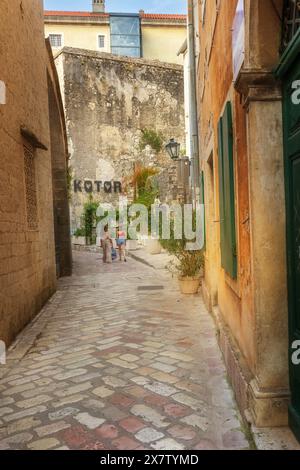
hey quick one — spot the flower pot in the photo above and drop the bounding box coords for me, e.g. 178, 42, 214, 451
72, 236, 86, 246
127, 239, 138, 251
178, 276, 201, 294
146, 239, 162, 255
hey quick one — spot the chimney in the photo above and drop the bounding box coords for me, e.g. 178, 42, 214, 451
92, 0, 105, 13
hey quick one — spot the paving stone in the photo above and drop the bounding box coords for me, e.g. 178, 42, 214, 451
164, 403, 190, 418
130, 376, 150, 386
2, 383, 35, 396
102, 376, 126, 388
144, 393, 170, 407
151, 437, 185, 450
96, 424, 119, 439
97, 342, 123, 351
3, 406, 48, 423
7, 417, 42, 435
101, 406, 127, 422
144, 381, 178, 397
7, 375, 40, 386
181, 414, 209, 431
107, 358, 138, 370
55, 383, 92, 397
0, 407, 14, 418
150, 371, 179, 384
0, 432, 33, 446
135, 427, 164, 443
112, 436, 140, 450
151, 362, 177, 373
119, 354, 139, 362
52, 394, 87, 408
172, 393, 204, 411
131, 404, 170, 429
48, 408, 80, 421
125, 385, 150, 398
82, 399, 105, 412
54, 369, 88, 381
109, 393, 135, 409
15, 395, 52, 409
168, 424, 197, 441
119, 417, 146, 433
28, 438, 60, 450
36, 421, 71, 437
93, 386, 114, 398
0, 397, 14, 407
98, 336, 122, 345
0, 374, 23, 385
75, 413, 105, 430
159, 351, 194, 362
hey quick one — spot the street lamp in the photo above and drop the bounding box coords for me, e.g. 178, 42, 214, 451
165, 138, 181, 160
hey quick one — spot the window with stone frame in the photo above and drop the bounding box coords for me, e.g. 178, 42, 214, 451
23, 144, 38, 231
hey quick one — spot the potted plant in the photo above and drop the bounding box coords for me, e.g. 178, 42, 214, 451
72, 227, 86, 246
146, 238, 162, 255
160, 208, 204, 294
168, 250, 204, 294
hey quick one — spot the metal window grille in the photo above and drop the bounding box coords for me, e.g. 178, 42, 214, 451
282, 0, 300, 50
49, 34, 62, 48
24, 145, 38, 231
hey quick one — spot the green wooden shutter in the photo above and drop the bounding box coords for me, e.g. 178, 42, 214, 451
217, 102, 237, 279
200, 170, 206, 249
218, 118, 226, 269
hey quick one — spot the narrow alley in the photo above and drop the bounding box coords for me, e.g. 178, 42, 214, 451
0, 251, 250, 451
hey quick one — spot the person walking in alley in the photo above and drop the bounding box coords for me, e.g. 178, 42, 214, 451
101, 224, 112, 264
116, 225, 127, 262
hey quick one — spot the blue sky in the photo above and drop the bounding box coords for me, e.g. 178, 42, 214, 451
44, 0, 187, 14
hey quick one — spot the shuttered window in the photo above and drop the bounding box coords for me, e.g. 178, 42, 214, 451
217, 102, 237, 279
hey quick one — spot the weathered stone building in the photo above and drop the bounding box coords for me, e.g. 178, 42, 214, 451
55, 48, 185, 229
195, 0, 300, 439
44, 2, 186, 66
0, 0, 72, 346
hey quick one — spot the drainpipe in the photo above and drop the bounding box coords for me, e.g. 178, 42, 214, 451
187, 0, 201, 206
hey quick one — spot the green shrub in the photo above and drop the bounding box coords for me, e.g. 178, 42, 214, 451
160, 208, 204, 278
73, 227, 86, 238
139, 129, 164, 153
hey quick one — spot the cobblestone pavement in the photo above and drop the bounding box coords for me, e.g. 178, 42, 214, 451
0, 251, 251, 450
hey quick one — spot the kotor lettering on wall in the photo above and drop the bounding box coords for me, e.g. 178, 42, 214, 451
73, 180, 122, 194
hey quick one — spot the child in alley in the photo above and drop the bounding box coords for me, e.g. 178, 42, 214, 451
116, 225, 127, 262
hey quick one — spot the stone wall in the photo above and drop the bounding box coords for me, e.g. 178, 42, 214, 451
0, 0, 71, 346
55, 48, 185, 229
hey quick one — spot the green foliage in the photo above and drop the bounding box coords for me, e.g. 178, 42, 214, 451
132, 166, 158, 195
139, 128, 164, 153
168, 251, 204, 278
160, 208, 204, 278
73, 227, 86, 238
66, 164, 73, 201
83, 197, 99, 244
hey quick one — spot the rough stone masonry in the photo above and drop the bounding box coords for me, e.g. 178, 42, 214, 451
55, 48, 185, 230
